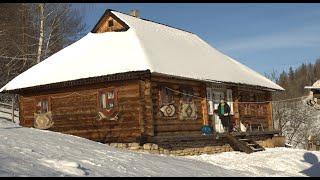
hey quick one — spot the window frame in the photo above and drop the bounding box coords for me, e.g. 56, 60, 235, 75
34, 96, 51, 114
159, 85, 174, 105
180, 86, 193, 102
97, 87, 118, 116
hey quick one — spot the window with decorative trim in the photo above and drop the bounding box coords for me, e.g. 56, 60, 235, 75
159, 85, 176, 118
34, 96, 51, 114
98, 88, 118, 116
181, 87, 193, 102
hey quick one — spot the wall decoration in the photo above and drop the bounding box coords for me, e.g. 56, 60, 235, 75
34, 111, 54, 130
160, 104, 176, 117
98, 107, 120, 121
179, 101, 197, 120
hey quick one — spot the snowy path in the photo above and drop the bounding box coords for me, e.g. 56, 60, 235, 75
0, 118, 319, 177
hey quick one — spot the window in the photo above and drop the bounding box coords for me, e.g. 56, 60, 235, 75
98, 88, 118, 113
181, 87, 193, 102
108, 20, 114, 27
35, 96, 50, 114
160, 86, 173, 104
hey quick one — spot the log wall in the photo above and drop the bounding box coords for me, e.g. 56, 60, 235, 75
19, 79, 144, 143
18, 73, 275, 144
237, 87, 270, 131
150, 75, 206, 136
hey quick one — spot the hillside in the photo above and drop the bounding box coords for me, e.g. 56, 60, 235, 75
0, 118, 319, 177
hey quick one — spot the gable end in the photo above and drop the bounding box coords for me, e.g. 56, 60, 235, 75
91, 10, 130, 33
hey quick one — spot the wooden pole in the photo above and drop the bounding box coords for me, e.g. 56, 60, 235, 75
266, 92, 273, 131
202, 97, 208, 126
11, 97, 14, 123
231, 86, 240, 127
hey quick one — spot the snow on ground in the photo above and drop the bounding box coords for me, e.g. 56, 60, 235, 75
186, 147, 320, 177
0, 118, 241, 177
0, 118, 319, 177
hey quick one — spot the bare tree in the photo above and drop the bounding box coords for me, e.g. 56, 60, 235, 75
272, 98, 319, 148
0, 3, 87, 90
0, 3, 87, 104
36, 3, 44, 64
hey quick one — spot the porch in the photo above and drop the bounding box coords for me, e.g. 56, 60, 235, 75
142, 130, 280, 155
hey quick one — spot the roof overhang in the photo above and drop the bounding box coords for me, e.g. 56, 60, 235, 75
151, 72, 283, 92
305, 86, 320, 90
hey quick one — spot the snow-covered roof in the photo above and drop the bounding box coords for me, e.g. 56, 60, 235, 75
0, 10, 284, 92
305, 80, 320, 90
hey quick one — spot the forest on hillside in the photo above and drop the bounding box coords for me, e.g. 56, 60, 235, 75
266, 59, 320, 100
265, 59, 320, 149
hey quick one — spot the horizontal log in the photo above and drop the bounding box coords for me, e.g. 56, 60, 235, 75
63, 129, 142, 138
154, 131, 202, 137
51, 125, 141, 133
52, 105, 97, 112
52, 97, 97, 103
118, 92, 140, 98
151, 76, 202, 86
20, 105, 34, 112
88, 136, 141, 143
53, 109, 97, 115
52, 101, 97, 108
154, 124, 202, 132
118, 97, 141, 104
52, 118, 139, 126
53, 114, 98, 121
154, 119, 202, 125
117, 85, 140, 92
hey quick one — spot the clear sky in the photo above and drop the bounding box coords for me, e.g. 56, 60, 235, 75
78, 3, 320, 76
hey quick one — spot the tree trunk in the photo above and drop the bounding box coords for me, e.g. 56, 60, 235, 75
36, 3, 44, 64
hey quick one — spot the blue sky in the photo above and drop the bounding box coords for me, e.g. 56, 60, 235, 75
78, 3, 320, 76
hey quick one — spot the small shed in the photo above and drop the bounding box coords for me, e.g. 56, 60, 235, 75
305, 80, 320, 106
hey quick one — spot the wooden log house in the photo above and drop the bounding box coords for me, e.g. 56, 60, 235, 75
0, 10, 285, 155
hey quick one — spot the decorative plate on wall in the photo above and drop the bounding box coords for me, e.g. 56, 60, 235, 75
34, 111, 54, 130
160, 104, 176, 117
179, 101, 197, 120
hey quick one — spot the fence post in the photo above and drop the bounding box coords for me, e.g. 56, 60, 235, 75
11, 97, 14, 123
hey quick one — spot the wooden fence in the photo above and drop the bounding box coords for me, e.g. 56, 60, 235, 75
0, 98, 19, 123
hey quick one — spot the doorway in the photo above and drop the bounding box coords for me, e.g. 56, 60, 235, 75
206, 86, 225, 133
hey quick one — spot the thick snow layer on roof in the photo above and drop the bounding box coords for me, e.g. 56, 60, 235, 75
0, 10, 284, 92
305, 80, 320, 89
0, 29, 150, 92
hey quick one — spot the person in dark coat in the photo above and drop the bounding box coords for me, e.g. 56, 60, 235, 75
214, 98, 231, 133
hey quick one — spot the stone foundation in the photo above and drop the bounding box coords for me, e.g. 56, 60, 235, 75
107, 134, 278, 156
